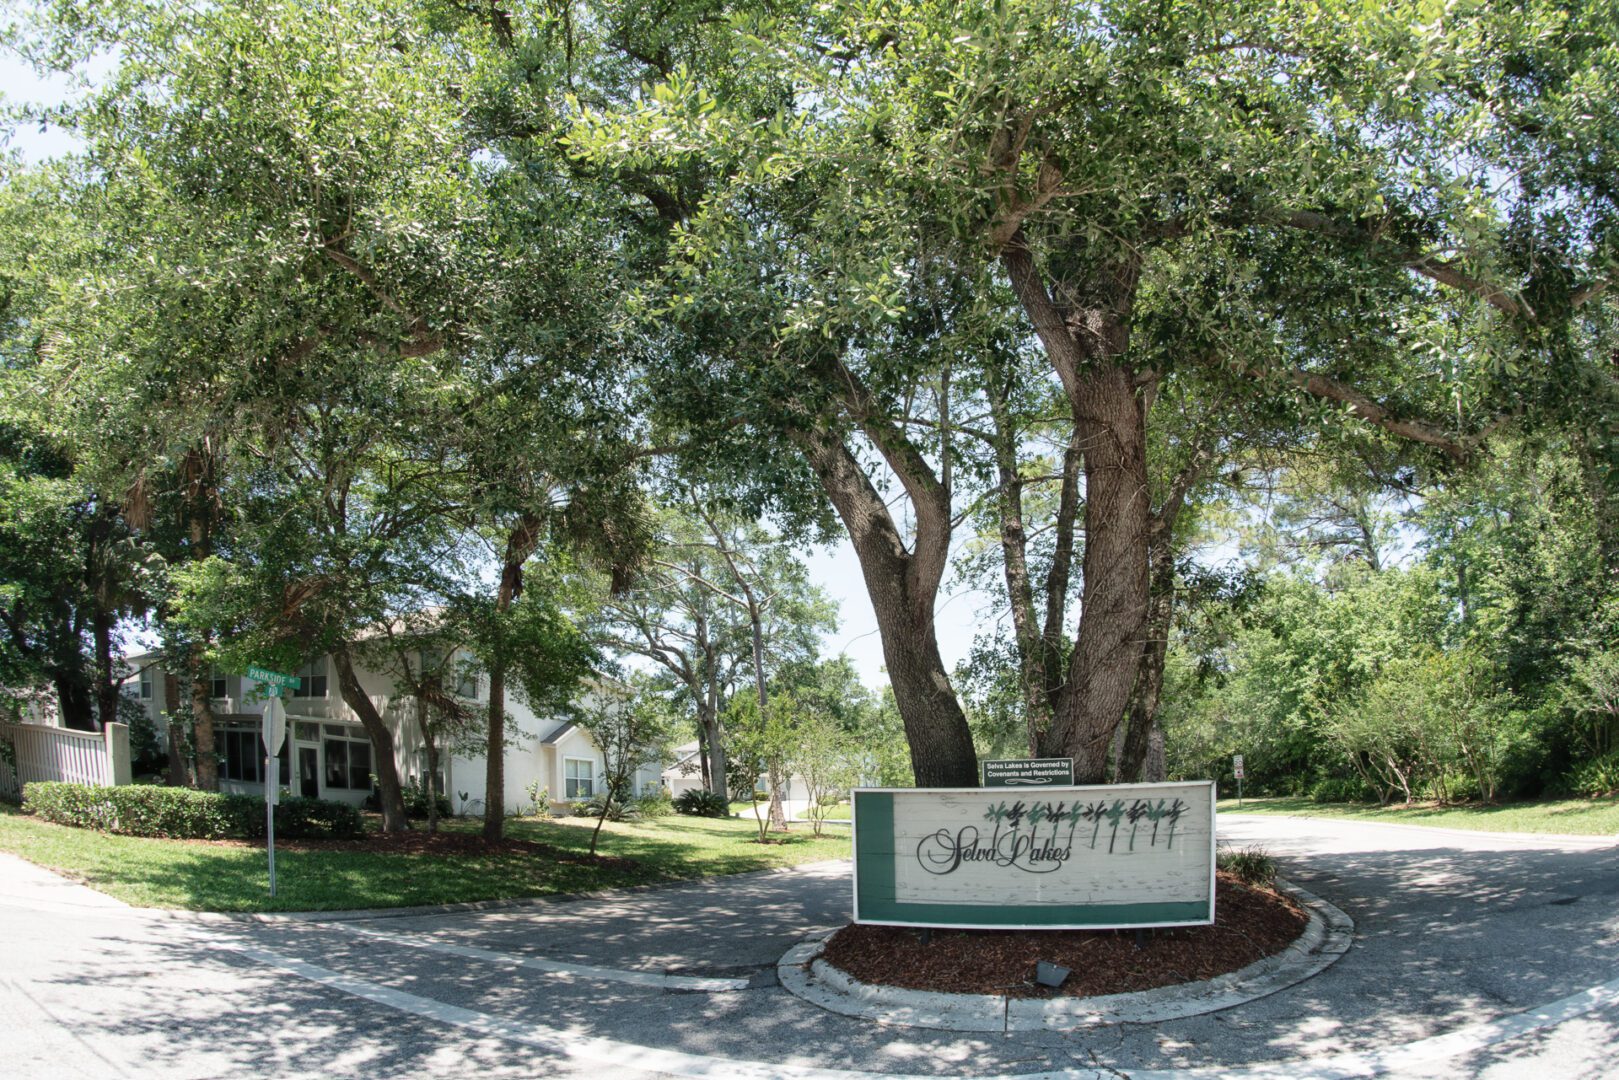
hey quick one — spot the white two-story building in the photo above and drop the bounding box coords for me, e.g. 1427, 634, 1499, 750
122, 651, 663, 815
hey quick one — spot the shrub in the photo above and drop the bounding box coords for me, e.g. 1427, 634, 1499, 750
269, 796, 363, 839
673, 788, 730, 817
23, 781, 360, 839
635, 789, 674, 818
526, 781, 550, 818
577, 792, 638, 821
1567, 751, 1619, 797
400, 775, 452, 820
1217, 844, 1278, 888
1309, 776, 1374, 804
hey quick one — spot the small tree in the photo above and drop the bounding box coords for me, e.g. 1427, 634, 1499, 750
575, 690, 675, 856
792, 699, 859, 837
726, 695, 799, 843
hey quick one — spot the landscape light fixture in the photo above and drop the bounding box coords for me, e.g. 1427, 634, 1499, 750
1035, 961, 1070, 989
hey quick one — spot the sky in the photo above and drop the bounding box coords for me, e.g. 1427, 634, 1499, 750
0, 50, 1000, 691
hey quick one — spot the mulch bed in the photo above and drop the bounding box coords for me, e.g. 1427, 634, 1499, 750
819, 872, 1306, 999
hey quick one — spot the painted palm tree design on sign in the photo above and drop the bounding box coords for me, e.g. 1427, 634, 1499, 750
1103, 800, 1128, 852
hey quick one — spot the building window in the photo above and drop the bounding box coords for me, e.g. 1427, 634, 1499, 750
222, 728, 261, 783
323, 730, 372, 791
294, 659, 328, 699
220, 727, 288, 785
211, 670, 228, 700
421, 648, 478, 700
138, 670, 152, 700
455, 659, 478, 700
564, 758, 594, 800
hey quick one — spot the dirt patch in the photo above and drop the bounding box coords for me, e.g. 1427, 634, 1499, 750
820, 872, 1307, 999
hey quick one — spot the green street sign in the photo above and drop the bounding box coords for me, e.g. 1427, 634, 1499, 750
247, 664, 299, 696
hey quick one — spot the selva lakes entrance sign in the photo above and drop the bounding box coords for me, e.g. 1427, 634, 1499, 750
851, 781, 1216, 930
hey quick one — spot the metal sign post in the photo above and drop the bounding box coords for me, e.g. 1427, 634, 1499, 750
1233, 754, 1245, 808
262, 695, 286, 896
249, 665, 296, 898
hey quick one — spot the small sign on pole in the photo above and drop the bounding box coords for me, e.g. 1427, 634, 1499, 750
981, 757, 1075, 788
1233, 754, 1245, 807
261, 694, 287, 897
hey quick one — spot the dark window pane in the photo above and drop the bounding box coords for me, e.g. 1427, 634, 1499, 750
324, 740, 348, 788
226, 731, 260, 783
349, 740, 372, 791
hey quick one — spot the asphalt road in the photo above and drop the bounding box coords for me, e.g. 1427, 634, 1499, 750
2, 814, 1616, 1079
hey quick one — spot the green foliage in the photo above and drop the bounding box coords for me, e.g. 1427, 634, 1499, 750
400, 775, 452, 820
271, 795, 365, 839
3, 0, 1617, 803
526, 782, 551, 818
119, 695, 166, 778
22, 781, 359, 839
0, 801, 847, 912
1217, 846, 1279, 889
634, 789, 675, 818
724, 692, 800, 841
575, 688, 677, 850
577, 792, 636, 821
784, 689, 861, 836
673, 788, 730, 817
1567, 752, 1619, 798
1309, 777, 1375, 805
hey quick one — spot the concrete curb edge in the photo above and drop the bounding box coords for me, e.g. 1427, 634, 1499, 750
776, 877, 1354, 1032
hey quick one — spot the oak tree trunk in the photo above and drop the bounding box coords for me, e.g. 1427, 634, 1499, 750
93, 607, 119, 731
484, 657, 508, 835
333, 645, 410, 832
484, 513, 541, 841
163, 671, 193, 786
793, 426, 978, 787
189, 650, 219, 791
1118, 537, 1174, 783
1043, 367, 1151, 781
54, 672, 96, 731
420, 694, 440, 834
700, 702, 729, 803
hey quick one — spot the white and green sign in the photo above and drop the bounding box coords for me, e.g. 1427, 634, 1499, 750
852, 781, 1216, 930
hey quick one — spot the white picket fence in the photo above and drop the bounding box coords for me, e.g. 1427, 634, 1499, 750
0, 722, 131, 799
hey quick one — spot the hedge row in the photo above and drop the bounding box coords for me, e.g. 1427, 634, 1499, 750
22, 781, 362, 840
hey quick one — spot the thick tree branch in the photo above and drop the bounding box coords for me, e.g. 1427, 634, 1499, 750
1273, 368, 1474, 461
823, 356, 953, 598
1276, 210, 1533, 321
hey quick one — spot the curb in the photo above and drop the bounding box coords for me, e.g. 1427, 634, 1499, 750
776, 878, 1354, 1033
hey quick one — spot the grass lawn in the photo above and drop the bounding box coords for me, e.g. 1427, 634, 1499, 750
1217, 795, 1619, 836
0, 802, 848, 913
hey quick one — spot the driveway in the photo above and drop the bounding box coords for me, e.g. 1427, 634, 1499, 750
2, 815, 1616, 1079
